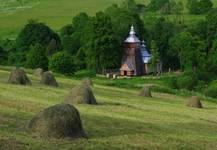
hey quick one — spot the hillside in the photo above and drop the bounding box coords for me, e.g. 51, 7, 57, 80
0, 0, 217, 39
0, 67, 217, 150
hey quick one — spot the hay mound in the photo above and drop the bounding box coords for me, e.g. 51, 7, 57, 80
40, 71, 58, 87
8, 68, 31, 85
139, 86, 152, 97
187, 96, 203, 108
65, 84, 97, 105
34, 68, 44, 77
82, 78, 93, 86
28, 103, 86, 138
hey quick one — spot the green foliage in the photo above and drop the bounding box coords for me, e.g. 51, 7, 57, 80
60, 13, 90, 55
16, 20, 61, 52
148, 0, 169, 11
74, 69, 96, 79
84, 12, 120, 72
150, 40, 160, 69
105, 3, 146, 44
168, 77, 178, 89
177, 73, 198, 90
74, 47, 86, 70
49, 51, 75, 75
204, 80, 217, 98
150, 17, 176, 69
26, 43, 48, 70
0, 46, 7, 65
169, 32, 205, 71
187, 0, 213, 14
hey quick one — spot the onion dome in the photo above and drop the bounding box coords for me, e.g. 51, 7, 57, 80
140, 40, 152, 63
124, 25, 140, 43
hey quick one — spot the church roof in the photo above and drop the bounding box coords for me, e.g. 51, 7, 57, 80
124, 25, 140, 43
140, 41, 152, 64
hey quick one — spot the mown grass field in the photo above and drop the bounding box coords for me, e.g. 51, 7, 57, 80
0, 67, 217, 150
1, 0, 217, 39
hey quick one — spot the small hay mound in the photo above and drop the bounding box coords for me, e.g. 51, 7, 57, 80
28, 103, 86, 138
34, 68, 44, 77
187, 96, 203, 108
40, 71, 58, 87
139, 86, 152, 97
65, 84, 97, 105
82, 77, 93, 86
8, 68, 31, 85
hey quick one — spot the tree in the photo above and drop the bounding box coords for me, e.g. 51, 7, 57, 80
198, 0, 213, 14
49, 52, 75, 75
26, 43, 48, 70
150, 17, 175, 69
85, 12, 120, 72
60, 13, 90, 55
169, 32, 205, 71
207, 37, 217, 74
16, 20, 61, 52
187, 0, 213, 14
150, 40, 160, 68
148, 0, 169, 11
105, 4, 147, 44
0, 46, 7, 65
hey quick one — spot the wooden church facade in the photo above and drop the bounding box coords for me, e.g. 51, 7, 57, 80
120, 26, 152, 76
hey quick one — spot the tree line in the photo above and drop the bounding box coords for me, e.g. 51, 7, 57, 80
0, 0, 217, 76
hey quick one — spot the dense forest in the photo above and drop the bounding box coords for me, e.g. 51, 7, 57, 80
0, 0, 217, 98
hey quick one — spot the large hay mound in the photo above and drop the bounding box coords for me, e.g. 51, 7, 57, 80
8, 68, 31, 85
82, 77, 93, 86
28, 103, 86, 138
65, 84, 97, 105
139, 86, 152, 97
187, 96, 203, 108
34, 68, 44, 77
40, 71, 58, 87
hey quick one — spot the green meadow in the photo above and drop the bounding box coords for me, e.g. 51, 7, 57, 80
0, 67, 217, 150
0, 0, 217, 39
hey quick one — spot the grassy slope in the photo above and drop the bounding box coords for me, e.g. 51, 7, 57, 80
1, 0, 217, 39
0, 0, 140, 39
0, 68, 217, 150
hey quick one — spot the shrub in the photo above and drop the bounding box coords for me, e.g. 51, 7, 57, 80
177, 74, 198, 90
26, 43, 48, 70
74, 69, 96, 78
49, 51, 75, 75
168, 77, 178, 89
204, 80, 217, 98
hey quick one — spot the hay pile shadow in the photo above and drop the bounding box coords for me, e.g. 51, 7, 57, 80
28, 103, 86, 138
65, 84, 97, 105
40, 71, 59, 87
34, 68, 44, 77
8, 68, 31, 85
82, 77, 93, 87
139, 86, 152, 97
187, 96, 203, 108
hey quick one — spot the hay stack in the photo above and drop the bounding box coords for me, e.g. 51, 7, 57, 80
139, 86, 152, 97
82, 77, 93, 86
187, 96, 203, 108
34, 68, 44, 77
65, 84, 97, 105
40, 71, 58, 87
8, 68, 31, 85
28, 103, 86, 138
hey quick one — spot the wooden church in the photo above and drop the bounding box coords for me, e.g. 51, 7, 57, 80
120, 26, 152, 76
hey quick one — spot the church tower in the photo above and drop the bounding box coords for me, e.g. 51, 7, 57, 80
120, 26, 144, 76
